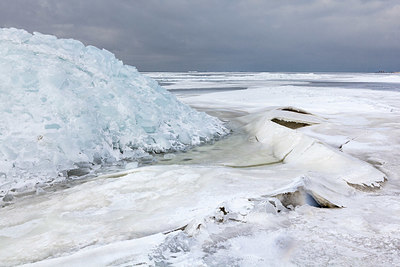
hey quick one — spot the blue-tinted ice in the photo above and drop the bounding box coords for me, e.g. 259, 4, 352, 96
0, 28, 227, 193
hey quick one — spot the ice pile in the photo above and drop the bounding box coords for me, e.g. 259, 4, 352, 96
0, 28, 227, 193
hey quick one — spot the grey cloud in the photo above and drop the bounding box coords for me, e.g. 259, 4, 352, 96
0, 0, 399, 71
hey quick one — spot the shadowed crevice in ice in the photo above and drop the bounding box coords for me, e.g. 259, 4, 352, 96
270, 107, 318, 129
273, 187, 340, 209
279, 106, 312, 115
271, 118, 311, 129
346, 178, 387, 192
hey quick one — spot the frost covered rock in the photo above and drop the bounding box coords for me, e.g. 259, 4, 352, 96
0, 28, 227, 192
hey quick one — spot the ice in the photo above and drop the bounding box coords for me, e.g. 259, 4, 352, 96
0, 107, 389, 265
0, 28, 227, 195
2, 64, 400, 264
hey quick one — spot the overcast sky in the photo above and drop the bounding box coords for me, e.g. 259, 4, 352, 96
1, 0, 399, 72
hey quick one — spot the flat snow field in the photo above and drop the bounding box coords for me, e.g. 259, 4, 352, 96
1, 72, 400, 266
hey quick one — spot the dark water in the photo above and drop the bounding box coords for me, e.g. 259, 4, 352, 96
294, 81, 400, 92
150, 72, 400, 94
167, 87, 247, 94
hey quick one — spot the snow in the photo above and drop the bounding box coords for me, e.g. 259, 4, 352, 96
0, 28, 227, 196
1, 30, 400, 265
3, 70, 400, 264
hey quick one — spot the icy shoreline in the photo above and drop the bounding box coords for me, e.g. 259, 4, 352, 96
2, 88, 399, 265
1, 32, 400, 265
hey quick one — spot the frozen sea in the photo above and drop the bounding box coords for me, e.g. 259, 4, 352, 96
1, 69, 400, 266
1, 30, 400, 266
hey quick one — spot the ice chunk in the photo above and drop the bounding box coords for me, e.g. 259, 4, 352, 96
237, 108, 386, 188
0, 28, 227, 194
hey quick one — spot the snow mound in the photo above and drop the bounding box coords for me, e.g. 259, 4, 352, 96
0, 28, 227, 193
236, 108, 386, 188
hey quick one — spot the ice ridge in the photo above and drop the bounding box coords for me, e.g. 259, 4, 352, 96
0, 28, 227, 194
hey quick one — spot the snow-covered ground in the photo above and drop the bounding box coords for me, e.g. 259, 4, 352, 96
1, 69, 399, 266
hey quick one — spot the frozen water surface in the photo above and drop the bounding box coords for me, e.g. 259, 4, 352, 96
1, 30, 400, 266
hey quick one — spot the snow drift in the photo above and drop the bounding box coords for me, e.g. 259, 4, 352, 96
0, 28, 227, 193
236, 108, 386, 188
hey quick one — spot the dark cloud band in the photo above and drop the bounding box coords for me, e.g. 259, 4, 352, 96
1, 0, 399, 72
